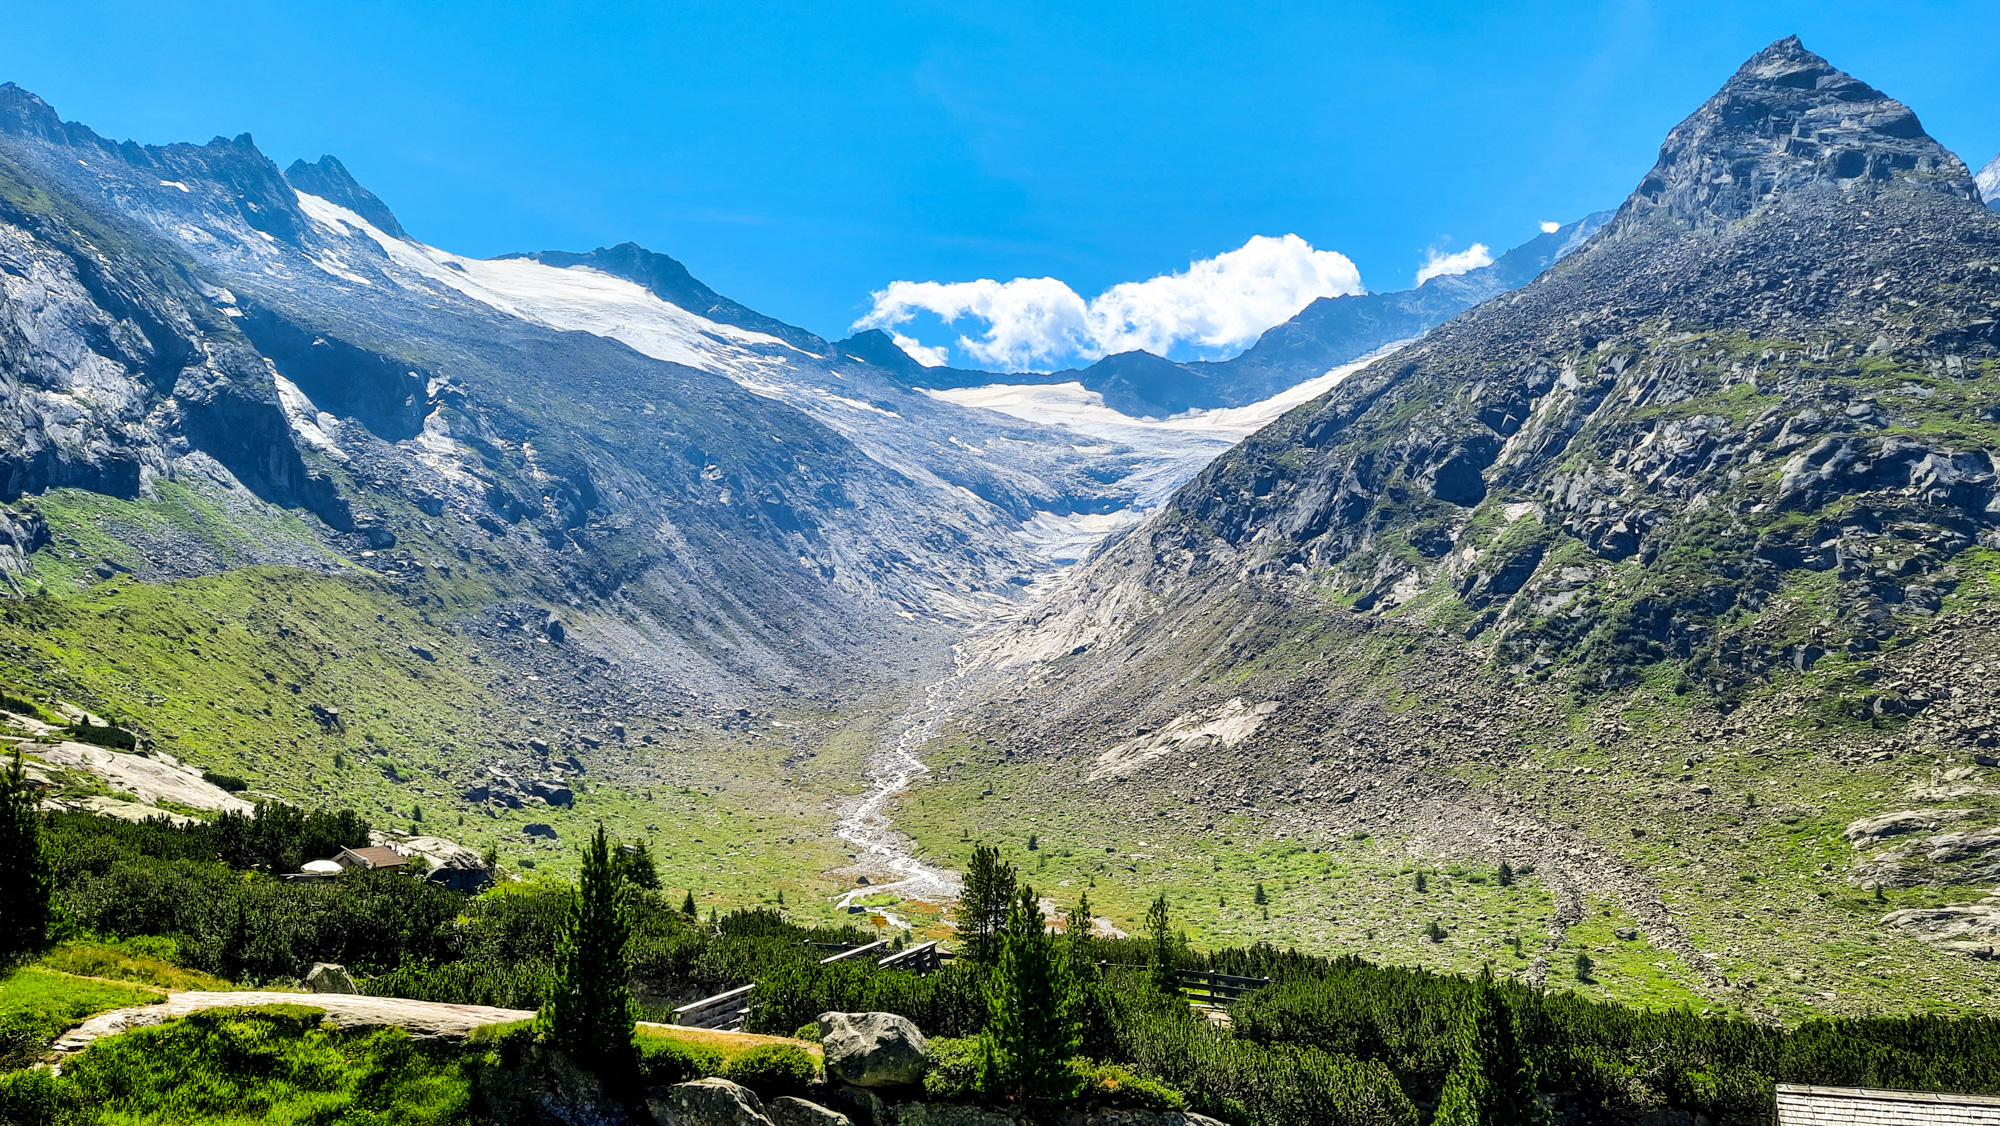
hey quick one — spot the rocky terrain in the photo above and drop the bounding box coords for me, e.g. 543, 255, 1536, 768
903, 38, 2000, 1020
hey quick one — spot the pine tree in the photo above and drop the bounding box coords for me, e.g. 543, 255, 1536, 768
1064, 890, 1097, 982
616, 840, 660, 890
1497, 861, 1514, 887
682, 889, 698, 917
1434, 972, 1546, 1126
1416, 871, 1429, 893
537, 825, 637, 1088
0, 750, 52, 965
1145, 893, 1178, 995
960, 844, 1016, 964
1253, 882, 1268, 905
980, 885, 1082, 1106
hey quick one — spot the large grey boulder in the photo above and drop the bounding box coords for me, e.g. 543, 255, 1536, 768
304, 962, 358, 994
817, 1012, 928, 1088
648, 1077, 775, 1126
768, 1095, 853, 1126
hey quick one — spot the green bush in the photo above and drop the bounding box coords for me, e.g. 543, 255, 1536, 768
720, 1042, 819, 1099
922, 1036, 988, 1101
1082, 1061, 1187, 1111
199, 771, 248, 793
636, 1034, 726, 1086
745, 960, 988, 1038
63, 724, 133, 752
0, 1065, 65, 1126
792, 1021, 823, 1043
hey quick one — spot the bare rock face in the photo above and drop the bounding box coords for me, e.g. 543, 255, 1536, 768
817, 1011, 928, 1088
304, 962, 357, 994
1614, 35, 1977, 235
647, 1077, 775, 1126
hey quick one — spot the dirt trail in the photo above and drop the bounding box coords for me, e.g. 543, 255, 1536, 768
52, 991, 804, 1059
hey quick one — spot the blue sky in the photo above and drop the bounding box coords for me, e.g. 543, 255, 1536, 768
3, 2, 1995, 365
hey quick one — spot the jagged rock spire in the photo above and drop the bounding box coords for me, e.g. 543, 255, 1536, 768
1614, 35, 1979, 232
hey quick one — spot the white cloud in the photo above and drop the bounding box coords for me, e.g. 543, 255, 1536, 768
1540, 221, 1561, 234
853, 234, 1362, 371
892, 332, 949, 368
1414, 243, 1494, 286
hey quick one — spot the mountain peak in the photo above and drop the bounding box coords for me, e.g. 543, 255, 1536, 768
283, 155, 409, 240
1613, 36, 1978, 233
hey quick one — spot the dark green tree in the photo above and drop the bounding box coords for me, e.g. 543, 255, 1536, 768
1145, 893, 1178, 995
1063, 890, 1097, 982
616, 840, 660, 890
1416, 871, 1429, 893
0, 750, 52, 964
1497, 861, 1514, 887
536, 825, 637, 1088
1434, 971, 1547, 1126
980, 885, 1082, 1106
682, 889, 698, 917
959, 844, 1016, 964
1253, 882, 1268, 905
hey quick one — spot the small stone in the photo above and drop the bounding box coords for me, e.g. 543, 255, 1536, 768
305, 962, 357, 994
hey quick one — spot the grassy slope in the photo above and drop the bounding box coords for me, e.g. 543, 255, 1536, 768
890, 566, 2000, 1022
4, 488, 905, 932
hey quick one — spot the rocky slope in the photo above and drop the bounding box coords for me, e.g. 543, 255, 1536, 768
0, 80, 1219, 700
918, 38, 2000, 1018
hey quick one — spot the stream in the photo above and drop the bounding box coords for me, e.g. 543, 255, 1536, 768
830, 636, 988, 922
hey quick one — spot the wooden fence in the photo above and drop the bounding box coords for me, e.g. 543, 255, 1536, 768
670, 983, 754, 1031
1096, 964, 1272, 1008
672, 939, 954, 1030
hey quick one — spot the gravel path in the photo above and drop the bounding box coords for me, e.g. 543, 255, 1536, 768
52, 991, 810, 1060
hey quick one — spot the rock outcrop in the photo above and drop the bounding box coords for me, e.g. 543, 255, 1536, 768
817, 1011, 929, 1088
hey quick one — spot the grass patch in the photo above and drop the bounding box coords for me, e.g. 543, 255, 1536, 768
37, 938, 234, 992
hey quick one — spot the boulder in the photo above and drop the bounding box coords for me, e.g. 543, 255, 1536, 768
305, 962, 358, 994
892, 1104, 1014, 1126
475, 1039, 629, 1126
768, 1096, 853, 1126
648, 1077, 775, 1126
818, 1012, 928, 1088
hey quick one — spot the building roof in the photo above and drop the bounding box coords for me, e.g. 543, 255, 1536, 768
336, 845, 408, 869
1778, 1085, 2000, 1126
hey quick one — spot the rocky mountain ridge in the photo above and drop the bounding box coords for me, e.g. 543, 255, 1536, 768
912, 37, 2000, 1017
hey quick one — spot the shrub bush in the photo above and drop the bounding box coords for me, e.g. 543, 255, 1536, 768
636, 1033, 726, 1086
746, 960, 988, 1038
721, 1042, 819, 1099
1082, 1061, 1187, 1111
921, 1036, 987, 1101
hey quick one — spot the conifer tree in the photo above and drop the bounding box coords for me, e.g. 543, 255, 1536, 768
960, 844, 1016, 964
0, 751, 51, 965
1145, 893, 1179, 995
1434, 972, 1546, 1126
537, 825, 637, 1088
980, 885, 1082, 1106
1064, 890, 1097, 982
682, 889, 698, 917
